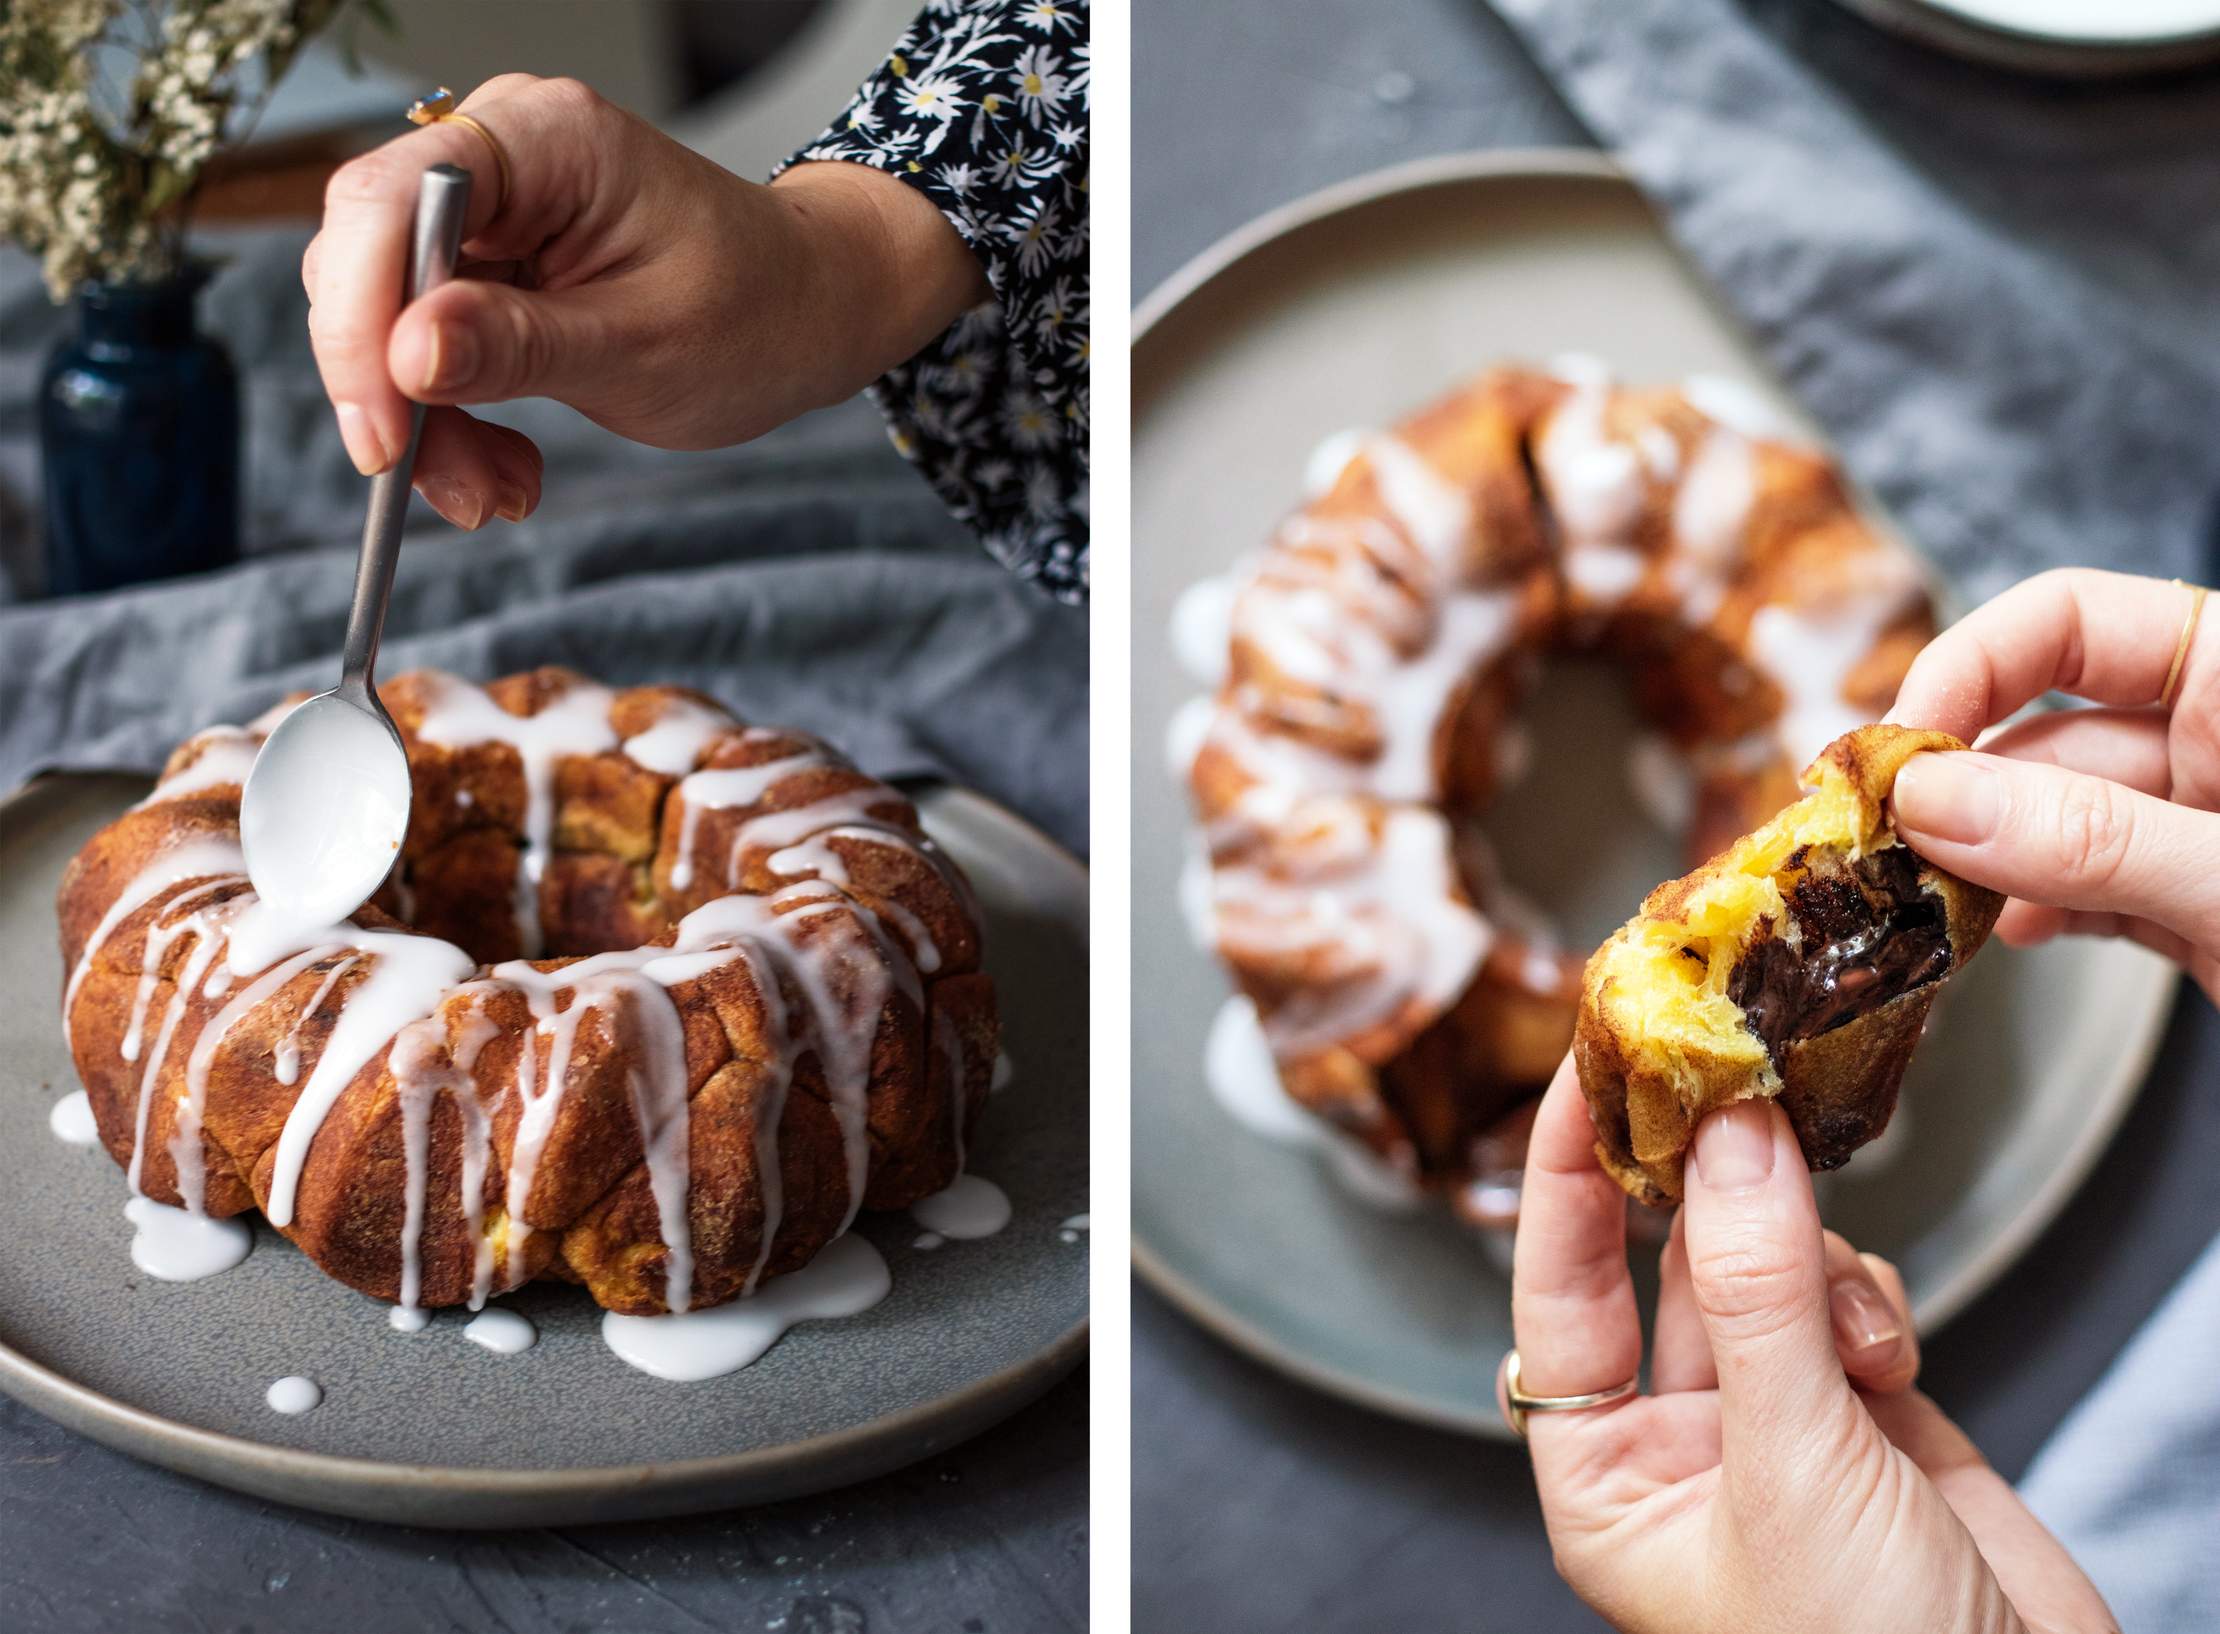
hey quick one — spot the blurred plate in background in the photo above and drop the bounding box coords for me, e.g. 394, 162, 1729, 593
1130, 151, 2178, 1437
1831, 0, 2220, 75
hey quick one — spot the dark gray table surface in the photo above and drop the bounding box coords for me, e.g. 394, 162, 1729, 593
1130, 2, 2220, 1629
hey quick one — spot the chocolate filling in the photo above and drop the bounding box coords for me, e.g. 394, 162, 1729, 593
1725, 845, 1951, 1066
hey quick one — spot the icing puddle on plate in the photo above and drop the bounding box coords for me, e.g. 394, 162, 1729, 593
53, 1091, 1021, 1386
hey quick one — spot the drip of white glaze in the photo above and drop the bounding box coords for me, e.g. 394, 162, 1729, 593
1204, 997, 1423, 1210
412, 674, 618, 958
990, 1050, 1014, 1094
599, 1234, 891, 1382
1170, 573, 1239, 686
910, 1175, 1010, 1240
1302, 428, 1369, 498
180, 944, 344, 1212
63, 838, 246, 1022
463, 1308, 537, 1354
136, 728, 259, 807
1683, 373, 1798, 442
128, 892, 251, 1204
1362, 435, 1473, 572
1747, 574, 1918, 767
50, 1090, 99, 1147
389, 1305, 431, 1333
1059, 1213, 1089, 1243
1209, 806, 1490, 1058
120, 877, 235, 1061
914, 1231, 945, 1250
667, 752, 827, 891
933, 1008, 970, 1167
247, 919, 476, 1227
765, 822, 956, 977
388, 1009, 497, 1314
620, 696, 735, 776
272, 954, 358, 1084
265, 1375, 321, 1414
1164, 695, 1215, 782
124, 1196, 252, 1281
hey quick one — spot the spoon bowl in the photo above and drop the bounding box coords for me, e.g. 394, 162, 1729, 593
239, 688, 411, 931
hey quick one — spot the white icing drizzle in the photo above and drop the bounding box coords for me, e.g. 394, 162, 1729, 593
50, 1090, 100, 1147
63, 838, 246, 1021
1363, 434, 1474, 572
910, 1175, 1011, 1239
272, 953, 358, 1085
389, 1007, 498, 1313
1747, 569, 1920, 768
135, 728, 259, 808
1683, 373, 1800, 442
1059, 1213, 1089, 1243
990, 1050, 1014, 1094
124, 1196, 251, 1281
599, 1234, 891, 1382
1204, 997, 1423, 1210
1210, 805, 1490, 1059
463, 1307, 537, 1354
1302, 427, 1369, 498
620, 696, 736, 776
1170, 572, 1239, 686
265, 1375, 321, 1414
668, 752, 827, 891
412, 674, 619, 958
914, 1231, 945, 1250
1536, 379, 1650, 608
389, 1305, 431, 1333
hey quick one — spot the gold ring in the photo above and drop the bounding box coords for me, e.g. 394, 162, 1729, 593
1502, 1349, 1639, 1439
407, 87, 510, 217
2159, 579, 2208, 710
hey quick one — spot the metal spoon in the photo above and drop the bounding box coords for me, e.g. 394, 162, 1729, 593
241, 164, 472, 929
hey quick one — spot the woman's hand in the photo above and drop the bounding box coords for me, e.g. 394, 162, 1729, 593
1887, 568, 2219, 1004
1508, 1057, 2115, 1634
302, 74, 987, 529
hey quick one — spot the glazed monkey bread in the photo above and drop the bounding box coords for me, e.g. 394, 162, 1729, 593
1576, 725, 2002, 1206
56, 669, 997, 1318
1177, 361, 1940, 1214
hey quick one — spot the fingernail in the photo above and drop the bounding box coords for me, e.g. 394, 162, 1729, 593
420, 320, 478, 394
418, 476, 486, 530
493, 483, 529, 523
1893, 753, 1998, 845
1692, 1100, 1776, 1192
335, 402, 390, 475
1830, 1278, 1904, 1354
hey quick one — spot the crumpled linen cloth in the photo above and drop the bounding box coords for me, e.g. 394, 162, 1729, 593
0, 226, 1087, 856
1485, 0, 2219, 1615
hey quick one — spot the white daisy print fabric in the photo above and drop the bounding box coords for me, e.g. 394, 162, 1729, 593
780, 0, 1091, 604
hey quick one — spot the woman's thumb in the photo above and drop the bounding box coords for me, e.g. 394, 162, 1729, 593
1683, 1100, 1861, 1494
1893, 751, 2220, 942
389, 278, 609, 409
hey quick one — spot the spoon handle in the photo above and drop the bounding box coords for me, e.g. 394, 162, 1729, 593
338, 163, 473, 702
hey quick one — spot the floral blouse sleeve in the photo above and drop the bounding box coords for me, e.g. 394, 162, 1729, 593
778, 0, 1090, 605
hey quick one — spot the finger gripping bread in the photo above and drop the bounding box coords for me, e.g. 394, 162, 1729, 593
1574, 724, 2002, 1205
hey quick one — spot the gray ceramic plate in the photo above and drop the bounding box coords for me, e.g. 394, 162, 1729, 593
1828, 0, 2220, 76
0, 772, 1088, 1526
1130, 151, 2177, 1437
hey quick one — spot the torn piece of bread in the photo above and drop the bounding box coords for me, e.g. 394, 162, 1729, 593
1575, 725, 2004, 1206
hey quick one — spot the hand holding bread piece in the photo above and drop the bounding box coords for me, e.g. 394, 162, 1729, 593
1575, 724, 2004, 1205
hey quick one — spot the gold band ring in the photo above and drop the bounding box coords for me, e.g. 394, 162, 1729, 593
2160, 579, 2208, 710
407, 87, 510, 217
1502, 1349, 1639, 1439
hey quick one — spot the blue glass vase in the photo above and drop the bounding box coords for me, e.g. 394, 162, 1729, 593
39, 265, 240, 596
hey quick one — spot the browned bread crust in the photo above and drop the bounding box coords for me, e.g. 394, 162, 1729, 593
56, 668, 997, 1315
1574, 724, 2002, 1206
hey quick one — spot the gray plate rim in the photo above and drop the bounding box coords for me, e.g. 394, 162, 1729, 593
0, 771, 1089, 1519
1129, 148, 2178, 1437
